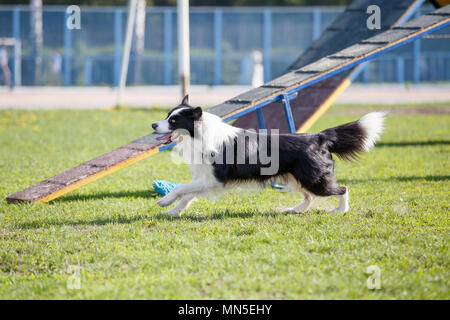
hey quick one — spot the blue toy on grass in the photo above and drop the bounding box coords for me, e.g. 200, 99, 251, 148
153, 180, 180, 196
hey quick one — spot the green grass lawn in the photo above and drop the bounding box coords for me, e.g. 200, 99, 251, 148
0, 103, 448, 299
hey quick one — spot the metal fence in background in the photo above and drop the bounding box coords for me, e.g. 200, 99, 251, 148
0, 5, 449, 87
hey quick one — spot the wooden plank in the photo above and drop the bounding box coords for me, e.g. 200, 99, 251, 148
6, 142, 158, 203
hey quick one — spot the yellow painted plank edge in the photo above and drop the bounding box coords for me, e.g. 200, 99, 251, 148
37, 147, 159, 203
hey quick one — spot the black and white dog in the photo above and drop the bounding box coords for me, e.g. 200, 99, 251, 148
152, 95, 385, 216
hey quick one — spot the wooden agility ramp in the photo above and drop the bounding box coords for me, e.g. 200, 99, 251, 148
233, 0, 428, 133
6, 4, 450, 203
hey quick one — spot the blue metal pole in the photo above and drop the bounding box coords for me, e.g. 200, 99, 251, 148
256, 109, 266, 132
349, 61, 368, 81
413, 10, 421, 85
163, 9, 172, 85
240, 57, 248, 85
213, 9, 222, 86
281, 94, 296, 134
396, 57, 404, 84
85, 57, 92, 86
263, 8, 272, 82
362, 62, 370, 84
12, 7, 20, 87
114, 9, 123, 87
413, 39, 421, 84
64, 10, 72, 86
312, 8, 321, 42
396, 0, 426, 25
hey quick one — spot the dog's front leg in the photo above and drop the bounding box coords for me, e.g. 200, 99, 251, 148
164, 195, 196, 216
157, 180, 212, 207
156, 189, 180, 207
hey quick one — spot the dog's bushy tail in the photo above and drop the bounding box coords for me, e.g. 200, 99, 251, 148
321, 112, 386, 161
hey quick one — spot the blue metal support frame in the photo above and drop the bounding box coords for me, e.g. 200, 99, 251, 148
256, 109, 266, 131
281, 93, 297, 134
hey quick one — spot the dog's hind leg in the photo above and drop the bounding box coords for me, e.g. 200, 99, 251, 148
331, 186, 349, 213
164, 195, 196, 216
282, 190, 315, 214
281, 175, 316, 213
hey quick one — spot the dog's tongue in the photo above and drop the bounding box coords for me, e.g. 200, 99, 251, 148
156, 132, 172, 142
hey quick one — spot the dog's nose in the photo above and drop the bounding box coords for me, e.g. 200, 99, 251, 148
152, 123, 158, 130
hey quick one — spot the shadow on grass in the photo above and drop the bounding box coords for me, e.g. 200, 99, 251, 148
51, 189, 158, 203
53, 173, 449, 204
13, 207, 296, 231
171, 208, 292, 222
340, 175, 449, 184
377, 140, 450, 147
14, 214, 148, 230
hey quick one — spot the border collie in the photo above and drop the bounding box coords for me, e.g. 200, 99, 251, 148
152, 95, 386, 216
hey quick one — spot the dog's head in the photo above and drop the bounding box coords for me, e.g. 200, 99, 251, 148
152, 95, 202, 144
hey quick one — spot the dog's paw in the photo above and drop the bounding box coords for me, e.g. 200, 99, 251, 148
280, 207, 295, 214
331, 207, 348, 213
280, 207, 309, 214
157, 195, 176, 207
164, 208, 182, 217
157, 199, 170, 207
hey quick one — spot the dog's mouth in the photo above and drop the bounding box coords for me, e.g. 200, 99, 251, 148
155, 131, 179, 144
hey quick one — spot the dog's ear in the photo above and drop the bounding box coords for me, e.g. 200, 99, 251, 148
193, 107, 202, 120
181, 94, 189, 106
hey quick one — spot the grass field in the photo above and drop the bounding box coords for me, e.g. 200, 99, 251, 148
0, 102, 448, 299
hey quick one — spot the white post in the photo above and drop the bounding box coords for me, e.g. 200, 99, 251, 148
30, 0, 43, 85
133, 0, 146, 84
117, 0, 138, 105
251, 50, 264, 88
14, 40, 21, 86
177, 0, 190, 98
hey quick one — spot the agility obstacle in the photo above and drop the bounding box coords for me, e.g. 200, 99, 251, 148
233, 0, 428, 133
6, 4, 450, 203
